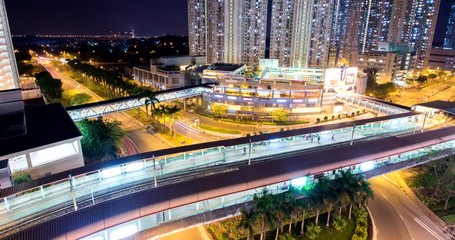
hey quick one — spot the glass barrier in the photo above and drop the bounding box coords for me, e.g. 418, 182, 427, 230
0, 113, 429, 233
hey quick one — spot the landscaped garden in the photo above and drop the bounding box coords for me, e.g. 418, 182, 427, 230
206, 171, 373, 240
405, 156, 455, 224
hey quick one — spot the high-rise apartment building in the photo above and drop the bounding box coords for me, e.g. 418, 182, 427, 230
189, 0, 268, 65
269, 0, 313, 68
444, 3, 455, 50
269, 0, 294, 67
404, 0, 440, 69
308, 0, 335, 67
340, 0, 439, 70
0, 0, 19, 90
361, 0, 393, 53
188, 0, 207, 57
241, 0, 268, 65
206, 1, 225, 63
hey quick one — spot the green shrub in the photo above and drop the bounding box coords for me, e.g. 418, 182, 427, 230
12, 171, 32, 184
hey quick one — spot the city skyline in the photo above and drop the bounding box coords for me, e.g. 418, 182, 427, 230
4, 0, 453, 46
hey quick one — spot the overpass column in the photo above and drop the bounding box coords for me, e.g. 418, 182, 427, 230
350, 125, 356, 146
421, 112, 428, 132
153, 156, 158, 187
248, 139, 252, 165
183, 98, 187, 111
69, 175, 78, 211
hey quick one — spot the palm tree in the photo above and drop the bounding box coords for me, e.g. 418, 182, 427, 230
356, 179, 374, 208
332, 215, 347, 232
274, 192, 294, 240
238, 206, 258, 240
254, 189, 278, 240
307, 180, 324, 225
334, 171, 358, 218
165, 105, 181, 137
306, 223, 322, 240
138, 88, 160, 121
154, 105, 166, 133
297, 198, 310, 235
316, 177, 339, 227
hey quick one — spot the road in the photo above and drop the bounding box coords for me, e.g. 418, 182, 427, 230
40, 61, 173, 152
389, 77, 455, 107
368, 174, 450, 240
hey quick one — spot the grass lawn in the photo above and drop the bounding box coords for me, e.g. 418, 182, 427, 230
200, 124, 241, 134
295, 220, 355, 240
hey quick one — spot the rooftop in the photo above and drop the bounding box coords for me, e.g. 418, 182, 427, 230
0, 103, 81, 157
414, 100, 455, 115
206, 63, 245, 72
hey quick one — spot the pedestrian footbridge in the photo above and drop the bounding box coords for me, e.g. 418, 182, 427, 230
1, 112, 454, 240
66, 84, 212, 121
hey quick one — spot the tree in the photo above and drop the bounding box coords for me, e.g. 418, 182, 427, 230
212, 104, 228, 118
334, 171, 359, 219
274, 192, 295, 240
416, 75, 428, 85
35, 71, 63, 99
356, 178, 374, 208
76, 118, 126, 162
307, 187, 323, 225
429, 156, 455, 210
315, 177, 339, 227
332, 215, 347, 232
271, 109, 289, 122
138, 88, 160, 121
70, 93, 92, 106
305, 223, 322, 240
165, 105, 182, 137
296, 197, 310, 235
254, 189, 278, 240
238, 207, 258, 240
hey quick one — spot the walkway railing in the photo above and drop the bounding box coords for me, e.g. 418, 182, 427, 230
0, 114, 423, 235
66, 85, 212, 121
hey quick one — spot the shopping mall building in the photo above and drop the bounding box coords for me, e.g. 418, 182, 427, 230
133, 57, 367, 117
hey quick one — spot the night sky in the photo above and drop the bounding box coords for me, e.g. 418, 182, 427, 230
6, 0, 188, 36
5, 0, 453, 44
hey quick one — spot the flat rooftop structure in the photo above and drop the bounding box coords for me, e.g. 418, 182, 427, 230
206, 63, 245, 72
413, 100, 455, 115
156, 65, 180, 72
133, 65, 150, 71
0, 103, 81, 157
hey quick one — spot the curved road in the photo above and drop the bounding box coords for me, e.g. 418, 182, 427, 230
369, 174, 450, 240
40, 61, 172, 153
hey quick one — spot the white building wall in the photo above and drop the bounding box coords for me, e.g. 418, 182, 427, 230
0, 0, 19, 90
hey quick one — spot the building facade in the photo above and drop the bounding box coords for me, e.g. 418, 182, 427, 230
188, 0, 207, 57
404, 0, 440, 70
0, 0, 19, 90
428, 48, 455, 71
206, 0, 225, 63
444, 2, 455, 50
269, 0, 313, 68
308, 0, 335, 68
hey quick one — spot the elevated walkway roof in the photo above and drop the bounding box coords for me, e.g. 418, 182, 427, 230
413, 100, 455, 115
